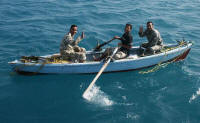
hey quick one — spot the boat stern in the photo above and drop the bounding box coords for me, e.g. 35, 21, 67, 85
174, 42, 192, 61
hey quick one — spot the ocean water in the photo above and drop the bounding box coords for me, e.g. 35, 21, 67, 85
0, 0, 200, 122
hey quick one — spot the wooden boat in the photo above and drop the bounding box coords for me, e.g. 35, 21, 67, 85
8, 41, 192, 74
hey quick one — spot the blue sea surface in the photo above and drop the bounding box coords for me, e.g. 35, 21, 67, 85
0, 0, 200, 122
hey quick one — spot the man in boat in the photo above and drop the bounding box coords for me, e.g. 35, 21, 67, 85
60, 24, 86, 63
94, 23, 133, 61
138, 21, 163, 56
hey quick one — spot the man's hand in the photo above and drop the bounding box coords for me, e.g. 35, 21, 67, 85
81, 32, 85, 39
139, 26, 143, 33
113, 36, 120, 40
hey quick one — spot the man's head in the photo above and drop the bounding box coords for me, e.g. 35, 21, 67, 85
70, 24, 78, 36
124, 24, 132, 33
146, 21, 154, 31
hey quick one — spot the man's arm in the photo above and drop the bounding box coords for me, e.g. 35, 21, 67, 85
74, 32, 85, 45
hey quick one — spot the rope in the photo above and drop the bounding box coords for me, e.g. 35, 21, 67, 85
11, 55, 70, 75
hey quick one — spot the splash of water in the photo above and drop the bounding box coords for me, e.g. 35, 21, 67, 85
126, 113, 140, 120
83, 84, 114, 106
189, 88, 200, 103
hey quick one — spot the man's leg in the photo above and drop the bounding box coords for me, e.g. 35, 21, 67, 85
93, 48, 113, 61
77, 53, 86, 63
74, 46, 86, 53
149, 45, 162, 54
139, 43, 148, 56
114, 51, 127, 60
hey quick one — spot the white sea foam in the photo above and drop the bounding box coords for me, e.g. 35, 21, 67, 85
117, 85, 125, 90
189, 88, 200, 103
114, 81, 125, 90
122, 96, 127, 100
118, 102, 134, 106
126, 112, 140, 120
83, 84, 114, 106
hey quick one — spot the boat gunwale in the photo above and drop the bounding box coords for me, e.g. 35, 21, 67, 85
8, 43, 192, 66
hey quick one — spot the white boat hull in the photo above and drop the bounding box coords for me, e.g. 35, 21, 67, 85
8, 43, 192, 74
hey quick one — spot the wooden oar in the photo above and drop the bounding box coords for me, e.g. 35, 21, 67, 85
94, 38, 115, 51
83, 47, 119, 98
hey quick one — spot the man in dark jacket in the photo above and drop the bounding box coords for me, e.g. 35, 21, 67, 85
139, 21, 163, 56
94, 24, 133, 61
113, 23, 133, 59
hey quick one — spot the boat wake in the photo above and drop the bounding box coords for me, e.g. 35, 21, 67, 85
83, 84, 114, 106
189, 88, 200, 103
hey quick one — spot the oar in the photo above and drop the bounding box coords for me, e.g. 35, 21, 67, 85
94, 38, 115, 51
83, 47, 119, 98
